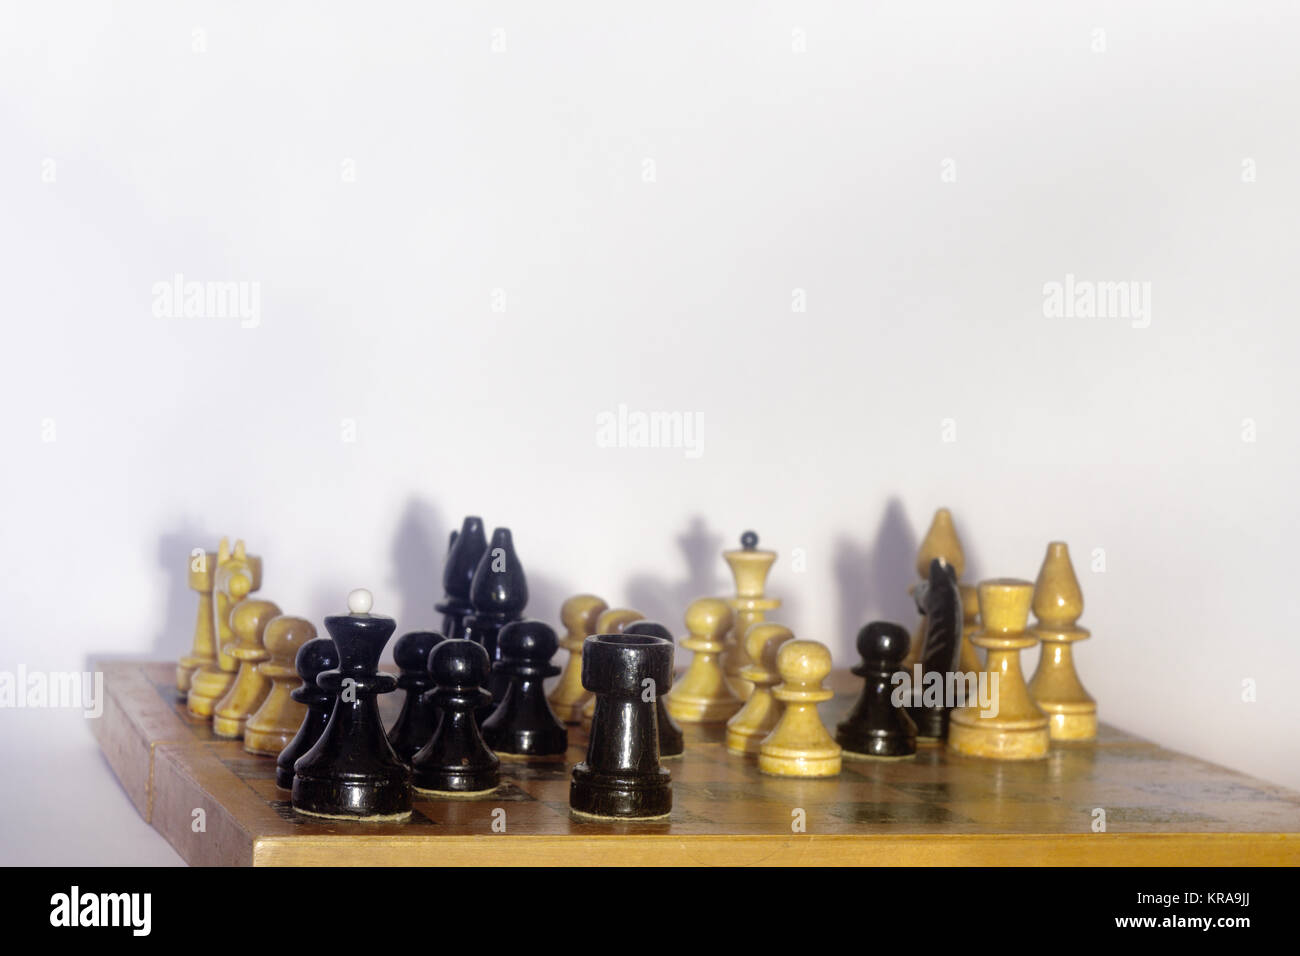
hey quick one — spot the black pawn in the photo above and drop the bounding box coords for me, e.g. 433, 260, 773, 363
436, 517, 488, 640
386, 630, 444, 762
624, 621, 684, 758
570, 633, 673, 820
481, 619, 568, 758
836, 621, 917, 759
468, 526, 529, 713
291, 593, 412, 820
275, 636, 339, 790
908, 557, 963, 740
411, 639, 500, 795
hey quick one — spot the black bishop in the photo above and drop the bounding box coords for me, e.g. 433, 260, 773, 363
436, 516, 488, 640
466, 526, 528, 716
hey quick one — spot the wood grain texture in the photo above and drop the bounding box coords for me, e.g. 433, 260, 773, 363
94, 661, 1300, 866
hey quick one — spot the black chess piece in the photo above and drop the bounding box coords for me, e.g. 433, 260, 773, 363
570, 633, 673, 819
481, 619, 568, 759
836, 621, 918, 759
275, 636, 340, 790
624, 621, 684, 758
907, 557, 963, 740
386, 630, 444, 762
467, 526, 529, 714
291, 590, 412, 820
436, 517, 488, 640
411, 639, 500, 795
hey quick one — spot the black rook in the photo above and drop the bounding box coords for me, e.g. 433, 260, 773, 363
570, 633, 673, 820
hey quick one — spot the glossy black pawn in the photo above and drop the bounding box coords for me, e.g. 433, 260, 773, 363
435, 517, 487, 640
275, 636, 340, 790
624, 621, 684, 758
411, 639, 500, 794
908, 557, 963, 739
463, 616, 496, 725
570, 633, 673, 819
481, 619, 567, 758
836, 621, 918, 759
386, 630, 444, 762
468, 526, 529, 711
291, 597, 412, 820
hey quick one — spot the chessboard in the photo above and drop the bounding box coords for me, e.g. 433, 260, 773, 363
94, 660, 1300, 866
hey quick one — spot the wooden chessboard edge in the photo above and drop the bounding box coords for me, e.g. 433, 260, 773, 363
90, 679, 149, 819
92, 660, 199, 823
92, 660, 266, 864
248, 831, 1300, 867
152, 741, 259, 866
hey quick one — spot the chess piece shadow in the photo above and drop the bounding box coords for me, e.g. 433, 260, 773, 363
521, 571, 568, 646
834, 499, 919, 659
625, 514, 725, 628
864, 497, 920, 627
389, 497, 448, 634
519, 569, 571, 702
153, 525, 219, 659
86, 526, 224, 687
833, 537, 874, 663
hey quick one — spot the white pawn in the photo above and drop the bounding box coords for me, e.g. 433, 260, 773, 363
758, 640, 842, 778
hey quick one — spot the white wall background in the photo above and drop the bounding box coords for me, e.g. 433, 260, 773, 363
2, 1, 1298, 860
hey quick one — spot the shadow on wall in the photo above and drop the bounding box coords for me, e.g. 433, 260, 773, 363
625, 514, 726, 630
89, 523, 276, 687
836, 498, 918, 646
614, 506, 939, 648
147, 500, 980, 676
834, 499, 982, 653
149, 500, 574, 676
151, 523, 223, 660
388, 498, 449, 633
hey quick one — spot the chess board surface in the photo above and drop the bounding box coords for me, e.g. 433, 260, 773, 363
93, 661, 1300, 866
